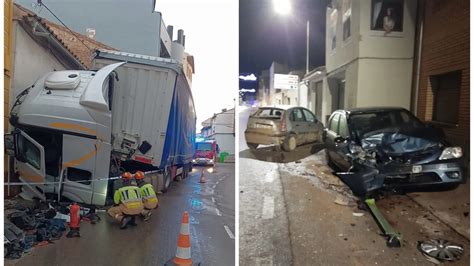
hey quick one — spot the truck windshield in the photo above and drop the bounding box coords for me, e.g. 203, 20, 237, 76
196, 143, 213, 151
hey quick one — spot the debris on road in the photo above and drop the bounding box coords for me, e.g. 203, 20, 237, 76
334, 197, 350, 206
352, 212, 364, 217
418, 239, 463, 262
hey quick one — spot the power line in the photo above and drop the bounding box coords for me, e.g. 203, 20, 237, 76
39, 1, 92, 53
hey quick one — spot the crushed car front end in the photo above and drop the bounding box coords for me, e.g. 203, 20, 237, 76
336, 109, 463, 197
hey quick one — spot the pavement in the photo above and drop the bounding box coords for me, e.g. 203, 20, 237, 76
5, 163, 235, 266
238, 106, 470, 265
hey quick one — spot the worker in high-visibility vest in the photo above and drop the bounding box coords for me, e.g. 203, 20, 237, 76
134, 171, 159, 221
107, 172, 144, 229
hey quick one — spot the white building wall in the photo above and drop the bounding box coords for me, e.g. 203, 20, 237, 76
298, 82, 308, 108
204, 109, 235, 155
324, 0, 416, 115
326, 0, 360, 73
11, 22, 67, 107
356, 59, 412, 109
214, 134, 234, 155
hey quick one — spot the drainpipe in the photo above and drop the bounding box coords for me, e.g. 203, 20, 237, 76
413, 0, 425, 115
29, 18, 85, 70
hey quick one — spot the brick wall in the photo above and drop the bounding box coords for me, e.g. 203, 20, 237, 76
416, 0, 470, 163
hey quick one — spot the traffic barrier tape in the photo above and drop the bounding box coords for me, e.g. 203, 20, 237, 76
3, 170, 161, 186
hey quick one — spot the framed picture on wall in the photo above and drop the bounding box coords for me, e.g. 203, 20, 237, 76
371, 0, 404, 34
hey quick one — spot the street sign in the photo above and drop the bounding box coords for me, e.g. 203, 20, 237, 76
274, 74, 299, 90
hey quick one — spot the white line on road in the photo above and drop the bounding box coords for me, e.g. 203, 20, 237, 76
212, 184, 216, 189
215, 208, 222, 216
224, 225, 235, 239
212, 197, 216, 203
262, 196, 275, 219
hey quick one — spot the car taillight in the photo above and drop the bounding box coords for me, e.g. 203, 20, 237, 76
280, 118, 287, 131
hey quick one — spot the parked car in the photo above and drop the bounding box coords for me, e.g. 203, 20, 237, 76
245, 106, 324, 151
323, 107, 463, 196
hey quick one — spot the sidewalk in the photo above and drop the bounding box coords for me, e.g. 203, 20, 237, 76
408, 181, 470, 239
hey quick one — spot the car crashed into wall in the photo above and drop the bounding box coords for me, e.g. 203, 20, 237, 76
324, 107, 463, 197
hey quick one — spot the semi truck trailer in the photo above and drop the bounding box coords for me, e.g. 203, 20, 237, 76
5, 49, 196, 206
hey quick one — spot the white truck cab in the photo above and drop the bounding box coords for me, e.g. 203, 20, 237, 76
6, 62, 125, 206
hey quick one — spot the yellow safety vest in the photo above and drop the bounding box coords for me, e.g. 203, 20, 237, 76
140, 183, 158, 205
114, 186, 143, 210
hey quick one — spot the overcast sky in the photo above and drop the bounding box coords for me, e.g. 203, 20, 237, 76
155, 0, 237, 127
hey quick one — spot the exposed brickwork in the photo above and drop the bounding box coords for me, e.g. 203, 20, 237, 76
416, 0, 470, 161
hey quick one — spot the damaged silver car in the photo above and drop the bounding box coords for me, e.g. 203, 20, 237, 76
324, 107, 463, 197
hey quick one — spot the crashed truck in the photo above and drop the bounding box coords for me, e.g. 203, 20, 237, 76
5, 49, 196, 206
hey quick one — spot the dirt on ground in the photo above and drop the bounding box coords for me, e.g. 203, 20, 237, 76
279, 151, 470, 266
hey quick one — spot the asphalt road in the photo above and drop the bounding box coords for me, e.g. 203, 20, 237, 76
238, 106, 470, 265
7, 164, 235, 266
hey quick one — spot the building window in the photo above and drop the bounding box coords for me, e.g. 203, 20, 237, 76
371, 0, 404, 34
342, 0, 351, 41
329, 9, 338, 50
430, 71, 462, 124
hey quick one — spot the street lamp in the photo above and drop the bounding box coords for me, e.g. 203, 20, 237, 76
273, 0, 292, 15
273, 0, 310, 74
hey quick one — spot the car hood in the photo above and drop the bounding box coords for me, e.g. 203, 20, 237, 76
360, 126, 442, 155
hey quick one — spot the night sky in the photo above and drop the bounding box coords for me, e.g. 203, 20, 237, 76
239, 0, 329, 75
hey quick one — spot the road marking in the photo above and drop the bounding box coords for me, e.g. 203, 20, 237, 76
264, 172, 275, 183
215, 208, 222, 216
212, 184, 216, 189
262, 196, 274, 219
216, 181, 220, 185
224, 225, 235, 239
212, 197, 216, 203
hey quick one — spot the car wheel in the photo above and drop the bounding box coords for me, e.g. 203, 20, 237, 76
247, 143, 259, 150
283, 134, 297, 151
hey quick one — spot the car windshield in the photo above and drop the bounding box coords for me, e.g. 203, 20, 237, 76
253, 108, 283, 119
349, 109, 424, 139
196, 143, 213, 151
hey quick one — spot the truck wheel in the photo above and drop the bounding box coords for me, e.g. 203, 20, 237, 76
182, 166, 188, 179
282, 134, 297, 151
162, 169, 171, 193
247, 143, 259, 150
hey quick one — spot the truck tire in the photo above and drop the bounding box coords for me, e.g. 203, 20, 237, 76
161, 168, 171, 193
282, 134, 297, 151
182, 167, 188, 179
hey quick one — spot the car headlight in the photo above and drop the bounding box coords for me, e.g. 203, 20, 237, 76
209, 159, 214, 163
192, 159, 196, 163
439, 147, 463, 160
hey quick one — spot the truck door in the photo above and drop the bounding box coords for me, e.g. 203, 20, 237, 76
6, 130, 46, 200
61, 134, 96, 204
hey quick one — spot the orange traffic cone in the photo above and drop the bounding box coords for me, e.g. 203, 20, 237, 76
199, 169, 206, 183
173, 212, 192, 266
